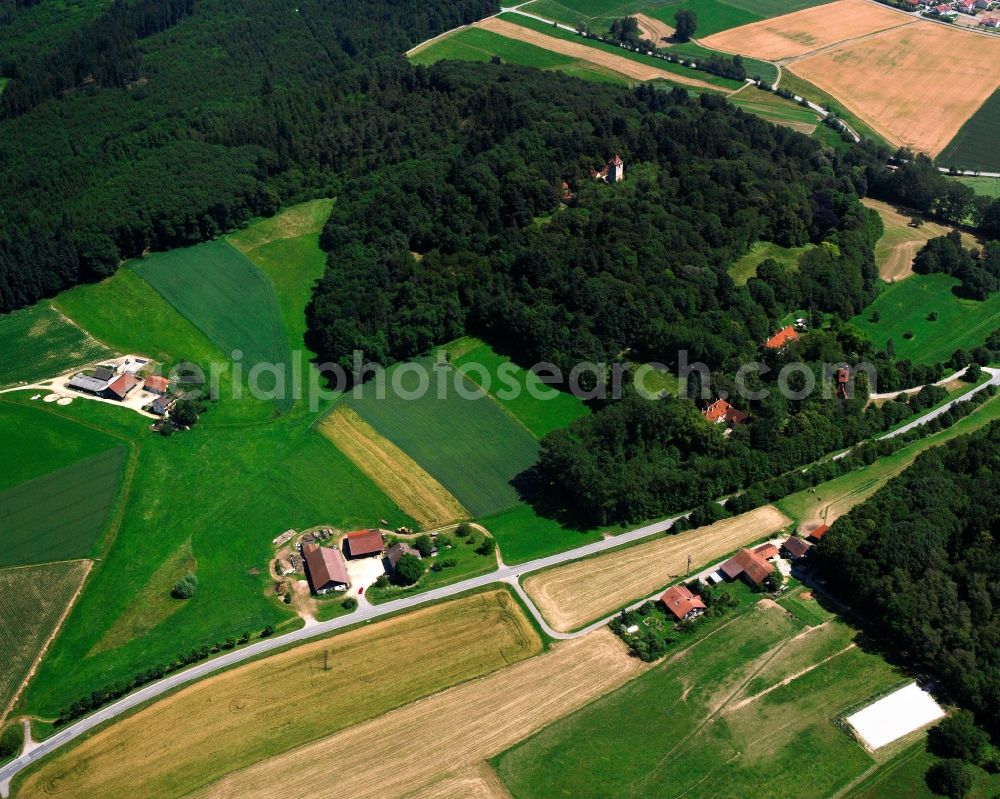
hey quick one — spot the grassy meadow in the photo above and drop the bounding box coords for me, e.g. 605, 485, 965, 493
728, 240, 815, 284
134, 240, 295, 413
0, 303, 111, 388
448, 337, 590, 438
481, 504, 604, 565
938, 87, 1000, 174
851, 273, 1000, 365
670, 42, 778, 85
343, 357, 541, 518
950, 175, 1000, 199
0, 447, 127, 568
845, 740, 1000, 799
495, 606, 905, 798
0, 561, 90, 720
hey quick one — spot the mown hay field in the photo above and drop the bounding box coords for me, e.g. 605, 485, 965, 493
851, 272, 1000, 365
523, 505, 791, 632
0, 303, 111, 388
15, 590, 541, 799
701, 0, 907, 61
495, 607, 906, 798
345, 357, 540, 518
187, 630, 644, 799
134, 239, 294, 412
788, 21, 1000, 156
0, 560, 90, 722
0, 446, 126, 567
317, 406, 468, 528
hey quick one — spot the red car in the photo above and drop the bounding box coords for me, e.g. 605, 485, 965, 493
358, 586, 364, 595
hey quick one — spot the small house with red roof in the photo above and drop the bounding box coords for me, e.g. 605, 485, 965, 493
807, 524, 830, 543
660, 584, 707, 621
719, 547, 773, 587
144, 375, 170, 395
702, 399, 750, 427
765, 325, 799, 350
781, 536, 812, 560
343, 529, 385, 559
103, 373, 139, 401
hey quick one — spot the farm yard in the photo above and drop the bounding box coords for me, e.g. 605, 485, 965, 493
317, 407, 468, 528
0, 304, 110, 389
701, 0, 908, 61
14, 591, 542, 799
494, 606, 909, 799
343, 356, 541, 518
0, 446, 127, 568
184, 630, 643, 799
134, 240, 295, 413
851, 272, 1000, 365
861, 198, 979, 281
786, 19, 1000, 155
0, 561, 91, 723
522, 505, 791, 632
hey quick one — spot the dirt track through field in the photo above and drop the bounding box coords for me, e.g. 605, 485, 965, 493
18, 591, 539, 799
475, 17, 730, 91
317, 406, 467, 527
701, 0, 907, 61
523, 505, 791, 632
634, 13, 674, 45
189, 630, 645, 799
790, 22, 1000, 155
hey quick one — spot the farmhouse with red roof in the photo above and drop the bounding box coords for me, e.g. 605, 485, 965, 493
660, 584, 707, 621
764, 325, 799, 350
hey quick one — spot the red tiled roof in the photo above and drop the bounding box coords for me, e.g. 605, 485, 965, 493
145, 375, 169, 393
702, 399, 750, 425
302, 542, 350, 590
610, 154, 623, 165
765, 325, 799, 349
106, 373, 138, 399
345, 529, 384, 556
781, 536, 812, 559
807, 524, 830, 542
754, 543, 779, 560
719, 548, 772, 585
660, 584, 707, 621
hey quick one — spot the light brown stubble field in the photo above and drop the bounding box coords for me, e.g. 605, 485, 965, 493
523, 505, 791, 632
634, 13, 674, 45
789, 22, 1000, 155
701, 0, 908, 61
188, 630, 646, 799
14, 590, 540, 799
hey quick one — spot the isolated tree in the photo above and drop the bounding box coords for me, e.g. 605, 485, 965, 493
341, 596, 358, 610
911, 216, 925, 228
171, 398, 201, 427
436, 534, 453, 549
171, 572, 198, 599
926, 759, 974, 799
928, 711, 989, 763
764, 565, 784, 593
963, 363, 982, 383
456, 522, 473, 538
394, 553, 423, 585
673, 9, 697, 41
414, 534, 434, 557
476, 537, 495, 556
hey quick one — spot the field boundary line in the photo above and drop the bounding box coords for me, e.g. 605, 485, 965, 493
0, 560, 92, 727
779, 18, 916, 65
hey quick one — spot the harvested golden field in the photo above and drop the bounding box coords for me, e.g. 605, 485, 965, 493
16, 590, 539, 799
189, 630, 645, 799
701, 0, 908, 61
317, 406, 467, 527
474, 17, 728, 91
411, 764, 513, 799
790, 22, 1000, 155
634, 13, 674, 45
862, 198, 980, 280
523, 505, 791, 632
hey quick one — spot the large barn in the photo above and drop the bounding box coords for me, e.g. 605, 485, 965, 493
302, 542, 350, 594
343, 529, 385, 559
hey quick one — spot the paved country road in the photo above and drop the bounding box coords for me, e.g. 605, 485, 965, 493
2, 368, 998, 795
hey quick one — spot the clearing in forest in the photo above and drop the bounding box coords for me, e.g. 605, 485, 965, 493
317, 406, 468, 528
523, 505, 791, 632
701, 0, 907, 61
0, 560, 90, 724
187, 630, 644, 799
16, 591, 541, 799
789, 21, 1000, 155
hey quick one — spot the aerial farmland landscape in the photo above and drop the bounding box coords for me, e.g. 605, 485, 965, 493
2, 0, 1000, 797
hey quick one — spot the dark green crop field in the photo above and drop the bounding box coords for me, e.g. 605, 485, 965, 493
938, 88, 1000, 174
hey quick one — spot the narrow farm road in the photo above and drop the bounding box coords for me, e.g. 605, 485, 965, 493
2, 368, 998, 795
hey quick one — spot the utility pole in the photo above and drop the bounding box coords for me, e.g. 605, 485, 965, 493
686, 553, 692, 578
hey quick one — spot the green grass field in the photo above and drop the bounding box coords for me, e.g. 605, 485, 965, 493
0, 402, 123, 491
480, 503, 603, 564
448, 337, 589, 438
0, 561, 90, 719
495, 606, 903, 798
851, 274, 1000, 365
950, 175, 1000, 199
938, 87, 1000, 174
343, 357, 540, 517
134, 239, 294, 413
0, 447, 127, 568
728, 240, 815, 284
669, 42, 778, 85
845, 740, 1000, 799
0, 304, 111, 388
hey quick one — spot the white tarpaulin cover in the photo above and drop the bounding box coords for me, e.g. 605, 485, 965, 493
846, 682, 946, 750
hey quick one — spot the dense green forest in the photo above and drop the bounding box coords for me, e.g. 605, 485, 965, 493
816, 420, 1000, 737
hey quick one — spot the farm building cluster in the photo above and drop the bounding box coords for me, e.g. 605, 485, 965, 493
916, 0, 1000, 24
65, 356, 177, 416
